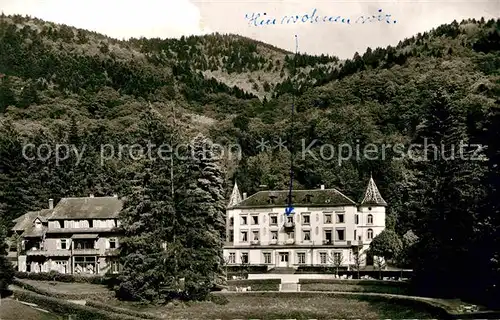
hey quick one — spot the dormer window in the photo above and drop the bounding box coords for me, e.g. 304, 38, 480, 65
268, 196, 277, 204
305, 194, 313, 203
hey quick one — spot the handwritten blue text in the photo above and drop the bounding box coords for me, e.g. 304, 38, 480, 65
244, 9, 397, 27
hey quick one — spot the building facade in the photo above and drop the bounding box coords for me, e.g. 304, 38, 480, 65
11, 195, 122, 275
223, 177, 387, 269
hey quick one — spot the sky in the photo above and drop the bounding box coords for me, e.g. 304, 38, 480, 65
1, 0, 498, 59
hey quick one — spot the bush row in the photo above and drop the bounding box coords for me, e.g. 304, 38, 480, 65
226, 279, 281, 291
14, 271, 120, 286
86, 300, 159, 319
12, 289, 143, 320
298, 278, 409, 287
295, 268, 413, 278
300, 283, 410, 295
12, 278, 113, 300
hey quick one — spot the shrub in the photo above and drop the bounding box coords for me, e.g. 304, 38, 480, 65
207, 293, 230, 305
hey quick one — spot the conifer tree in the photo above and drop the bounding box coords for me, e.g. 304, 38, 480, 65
0, 219, 14, 293
175, 134, 226, 300
408, 89, 487, 298
116, 107, 178, 302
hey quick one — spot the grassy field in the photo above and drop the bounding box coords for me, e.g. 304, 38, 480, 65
100, 292, 447, 319
0, 298, 61, 320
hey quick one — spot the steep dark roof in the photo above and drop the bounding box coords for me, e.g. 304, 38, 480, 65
360, 177, 387, 206
47, 197, 123, 219
12, 209, 53, 237
12, 209, 52, 232
232, 189, 356, 208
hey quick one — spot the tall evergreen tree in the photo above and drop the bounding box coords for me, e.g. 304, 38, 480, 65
408, 89, 487, 298
175, 134, 226, 300
116, 107, 178, 302
0, 220, 14, 293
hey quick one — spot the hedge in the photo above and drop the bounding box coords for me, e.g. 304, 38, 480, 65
295, 267, 413, 278
12, 278, 114, 300
226, 279, 281, 291
12, 289, 143, 320
14, 271, 120, 286
86, 300, 159, 319
298, 279, 409, 286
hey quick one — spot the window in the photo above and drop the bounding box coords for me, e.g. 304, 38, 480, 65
320, 252, 327, 264
241, 231, 248, 242
263, 252, 271, 264
354, 230, 357, 240
297, 252, 306, 264
367, 229, 373, 239
355, 215, 359, 224
60, 239, 67, 250
109, 238, 117, 249
324, 230, 332, 243
271, 231, 278, 240
333, 252, 342, 264
287, 232, 294, 240
324, 214, 332, 224
111, 261, 120, 274
287, 216, 293, 223
252, 216, 259, 225
336, 214, 344, 223
270, 215, 278, 225
241, 216, 247, 225
252, 231, 259, 241
230, 217, 234, 226
241, 253, 249, 264
367, 214, 373, 224
303, 230, 311, 241
336, 228, 345, 241
229, 233, 234, 242
302, 215, 310, 225
229, 253, 236, 263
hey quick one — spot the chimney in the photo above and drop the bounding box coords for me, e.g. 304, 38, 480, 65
243, 192, 247, 200
89, 194, 94, 198
48, 199, 54, 209
320, 185, 325, 190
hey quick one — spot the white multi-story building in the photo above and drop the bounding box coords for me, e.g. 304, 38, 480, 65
223, 177, 386, 269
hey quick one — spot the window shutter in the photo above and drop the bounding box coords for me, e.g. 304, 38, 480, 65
105, 239, 110, 249
56, 239, 61, 249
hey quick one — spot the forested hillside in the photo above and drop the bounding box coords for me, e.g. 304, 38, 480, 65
1, 13, 500, 307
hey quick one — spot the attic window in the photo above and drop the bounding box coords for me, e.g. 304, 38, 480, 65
305, 194, 313, 203
325, 199, 331, 203
268, 196, 277, 204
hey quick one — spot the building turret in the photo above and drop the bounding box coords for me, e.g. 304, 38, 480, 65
357, 176, 387, 247
227, 180, 243, 208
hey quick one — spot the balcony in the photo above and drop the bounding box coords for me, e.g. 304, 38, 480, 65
72, 248, 99, 255
269, 239, 278, 245
323, 240, 333, 245
285, 239, 295, 245
284, 221, 295, 229
25, 249, 71, 257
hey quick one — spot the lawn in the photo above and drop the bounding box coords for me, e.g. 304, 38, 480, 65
101, 292, 447, 319
0, 298, 61, 320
